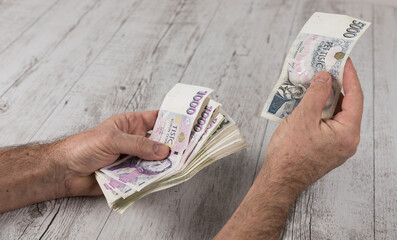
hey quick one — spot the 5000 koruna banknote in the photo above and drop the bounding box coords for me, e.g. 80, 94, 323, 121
262, 12, 370, 122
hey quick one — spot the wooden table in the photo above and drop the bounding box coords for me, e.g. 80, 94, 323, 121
0, 0, 395, 239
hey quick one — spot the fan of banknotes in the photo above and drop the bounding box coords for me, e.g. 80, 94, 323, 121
262, 12, 370, 122
95, 84, 246, 213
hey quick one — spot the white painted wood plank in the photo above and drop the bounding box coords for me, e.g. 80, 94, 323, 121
0, 0, 138, 146
0, 0, 59, 53
279, 1, 375, 239
0, 0, 142, 239
374, 6, 397, 239
0, 0, 98, 97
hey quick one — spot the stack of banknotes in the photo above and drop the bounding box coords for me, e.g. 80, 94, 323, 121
262, 12, 370, 122
95, 84, 246, 213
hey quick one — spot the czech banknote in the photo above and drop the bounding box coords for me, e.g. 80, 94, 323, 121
96, 84, 246, 213
262, 12, 371, 122
177, 99, 221, 170
101, 84, 213, 191
111, 113, 246, 213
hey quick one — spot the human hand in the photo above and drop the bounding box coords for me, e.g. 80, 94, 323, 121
215, 59, 363, 240
262, 58, 363, 192
54, 110, 170, 197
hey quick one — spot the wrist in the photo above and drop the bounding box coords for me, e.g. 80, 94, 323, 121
257, 155, 309, 200
215, 155, 307, 240
45, 141, 70, 199
50, 135, 101, 197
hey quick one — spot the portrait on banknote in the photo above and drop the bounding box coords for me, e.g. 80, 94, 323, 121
108, 156, 173, 176
262, 12, 370, 122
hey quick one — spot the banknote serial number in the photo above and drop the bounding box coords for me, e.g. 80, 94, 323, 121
343, 20, 366, 38
186, 91, 208, 115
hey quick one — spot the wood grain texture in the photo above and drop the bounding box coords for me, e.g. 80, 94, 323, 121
0, 0, 59, 53
0, 0, 139, 146
374, 6, 397, 240
0, 0, 142, 238
0, 0, 393, 239
0, 0, 98, 97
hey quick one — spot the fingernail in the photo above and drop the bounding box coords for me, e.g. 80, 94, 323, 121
314, 76, 330, 83
153, 144, 159, 153
153, 143, 169, 156
314, 72, 330, 83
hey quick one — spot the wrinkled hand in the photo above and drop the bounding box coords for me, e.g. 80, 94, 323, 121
263, 58, 363, 191
56, 110, 170, 197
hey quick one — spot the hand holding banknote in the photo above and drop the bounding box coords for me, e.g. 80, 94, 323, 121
262, 12, 370, 121
216, 58, 363, 240
0, 111, 170, 212
58, 111, 170, 197
265, 58, 363, 190
97, 84, 247, 213
0, 83, 247, 213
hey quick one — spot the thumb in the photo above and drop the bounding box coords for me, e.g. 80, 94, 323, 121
297, 71, 332, 120
113, 132, 170, 160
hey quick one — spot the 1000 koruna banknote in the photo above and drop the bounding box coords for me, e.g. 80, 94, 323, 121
262, 12, 370, 122
101, 84, 213, 191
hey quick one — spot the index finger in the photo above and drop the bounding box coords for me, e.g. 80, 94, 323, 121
123, 110, 159, 134
333, 58, 364, 128
139, 110, 159, 131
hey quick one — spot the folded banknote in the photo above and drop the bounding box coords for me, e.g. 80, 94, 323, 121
96, 84, 246, 213
262, 12, 371, 122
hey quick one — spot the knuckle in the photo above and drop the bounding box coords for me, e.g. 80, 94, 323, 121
353, 134, 361, 147
289, 106, 307, 123
101, 129, 117, 143
135, 137, 149, 153
104, 115, 119, 125
350, 146, 358, 156
356, 89, 364, 102
310, 82, 328, 92
125, 112, 137, 123
350, 135, 360, 154
338, 134, 360, 156
348, 134, 360, 150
